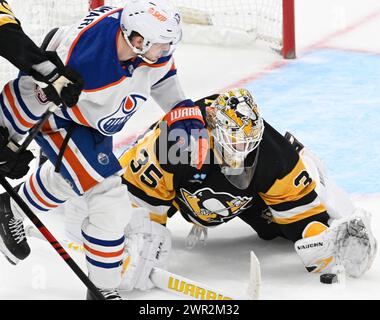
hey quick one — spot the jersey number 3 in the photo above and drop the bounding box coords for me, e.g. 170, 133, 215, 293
294, 170, 312, 187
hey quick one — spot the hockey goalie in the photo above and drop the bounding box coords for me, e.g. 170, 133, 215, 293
64, 88, 377, 293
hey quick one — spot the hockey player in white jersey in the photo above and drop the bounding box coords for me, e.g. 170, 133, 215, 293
0, 0, 207, 300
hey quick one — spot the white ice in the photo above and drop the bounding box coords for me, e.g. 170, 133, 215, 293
1, 0, 380, 300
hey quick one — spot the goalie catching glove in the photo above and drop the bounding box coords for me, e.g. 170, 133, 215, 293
164, 99, 208, 170
119, 208, 171, 291
295, 208, 377, 278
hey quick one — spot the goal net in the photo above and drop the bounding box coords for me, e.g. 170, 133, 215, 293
0, 0, 295, 88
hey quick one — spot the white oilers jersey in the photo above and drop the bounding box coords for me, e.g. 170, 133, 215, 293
45, 6, 185, 136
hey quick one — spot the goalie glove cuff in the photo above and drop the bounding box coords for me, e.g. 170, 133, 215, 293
164, 100, 208, 170
164, 105, 205, 127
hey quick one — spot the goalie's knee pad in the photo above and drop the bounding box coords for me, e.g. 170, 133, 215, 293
295, 209, 377, 278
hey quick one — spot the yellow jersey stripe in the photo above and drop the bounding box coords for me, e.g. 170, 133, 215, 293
273, 203, 326, 224
0, 15, 17, 27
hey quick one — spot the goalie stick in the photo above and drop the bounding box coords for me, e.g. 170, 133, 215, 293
25, 225, 261, 300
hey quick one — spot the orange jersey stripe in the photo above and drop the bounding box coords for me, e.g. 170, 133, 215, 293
70, 105, 91, 127
83, 243, 124, 258
4, 83, 34, 128
82, 75, 126, 93
28, 175, 58, 208
43, 121, 98, 192
138, 60, 170, 68
78, 29, 127, 93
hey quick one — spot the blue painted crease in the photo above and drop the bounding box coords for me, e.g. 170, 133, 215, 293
244, 48, 380, 194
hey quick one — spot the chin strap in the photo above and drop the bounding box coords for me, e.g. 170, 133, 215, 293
122, 32, 158, 64
137, 53, 157, 64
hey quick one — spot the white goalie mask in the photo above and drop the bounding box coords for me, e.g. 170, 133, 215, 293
120, 0, 182, 63
208, 89, 264, 171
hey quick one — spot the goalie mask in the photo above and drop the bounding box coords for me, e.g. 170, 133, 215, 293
120, 0, 182, 64
208, 89, 264, 186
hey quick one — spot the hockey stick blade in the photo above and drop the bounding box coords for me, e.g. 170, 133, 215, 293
150, 267, 251, 300
246, 250, 261, 300
26, 225, 252, 300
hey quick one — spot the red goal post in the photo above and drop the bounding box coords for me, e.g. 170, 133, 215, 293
282, 0, 296, 59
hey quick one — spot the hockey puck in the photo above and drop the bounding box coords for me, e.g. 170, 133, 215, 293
320, 273, 337, 284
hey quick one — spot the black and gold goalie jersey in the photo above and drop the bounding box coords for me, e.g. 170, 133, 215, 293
0, 1, 48, 73
120, 95, 330, 242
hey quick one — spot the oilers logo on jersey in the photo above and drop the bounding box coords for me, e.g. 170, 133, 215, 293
34, 84, 50, 105
98, 94, 147, 135
180, 187, 253, 223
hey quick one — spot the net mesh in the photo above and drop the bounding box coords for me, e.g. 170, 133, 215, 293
0, 0, 284, 87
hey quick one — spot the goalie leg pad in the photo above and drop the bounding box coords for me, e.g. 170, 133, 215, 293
119, 208, 172, 291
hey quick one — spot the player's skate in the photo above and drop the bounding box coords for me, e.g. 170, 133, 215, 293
86, 288, 123, 300
0, 191, 30, 265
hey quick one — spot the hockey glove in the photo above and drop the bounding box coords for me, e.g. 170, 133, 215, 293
294, 209, 377, 278
30, 51, 84, 108
164, 100, 209, 170
0, 127, 34, 179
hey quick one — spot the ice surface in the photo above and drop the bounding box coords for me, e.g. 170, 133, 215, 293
0, 0, 379, 300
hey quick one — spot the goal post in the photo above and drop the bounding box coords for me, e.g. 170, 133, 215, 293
91, 0, 296, 59
282, 0, 296, 59
89, 0, 106, 8
1, 0, 295, 88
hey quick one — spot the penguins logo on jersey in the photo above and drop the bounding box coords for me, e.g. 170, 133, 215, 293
180, 187, 253, 223
98, 94, 147, 135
